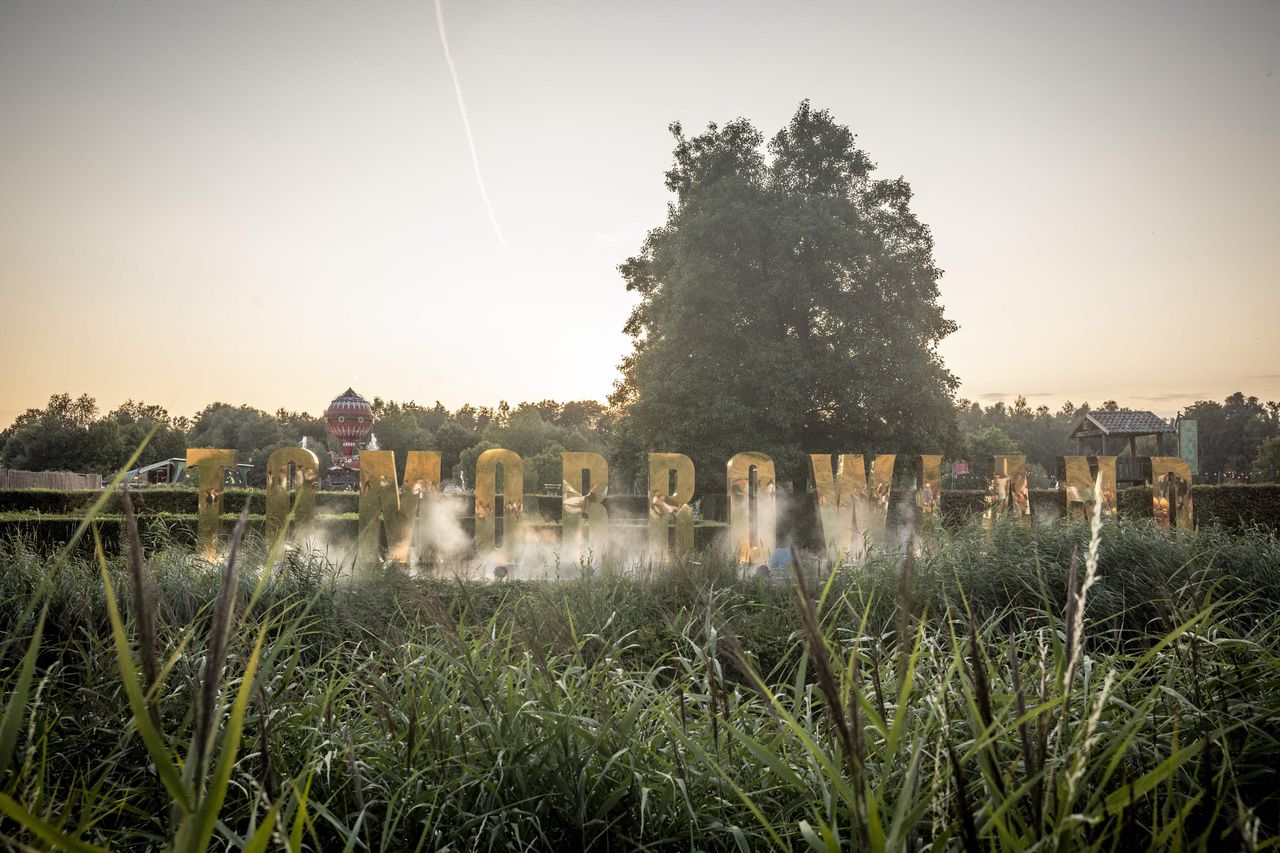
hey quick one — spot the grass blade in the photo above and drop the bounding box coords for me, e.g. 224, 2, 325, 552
0, 793, 109, 853
94, 527, 192, 813
0, 606, 45, 773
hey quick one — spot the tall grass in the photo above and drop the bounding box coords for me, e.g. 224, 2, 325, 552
1, 508, 1279, 849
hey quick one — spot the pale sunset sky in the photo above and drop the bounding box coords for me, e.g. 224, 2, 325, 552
1, 0, 1277, 427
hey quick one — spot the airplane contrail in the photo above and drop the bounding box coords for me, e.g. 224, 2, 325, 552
433, 0, 509, 252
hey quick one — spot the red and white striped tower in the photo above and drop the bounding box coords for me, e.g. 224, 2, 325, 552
324, 388, 374, 460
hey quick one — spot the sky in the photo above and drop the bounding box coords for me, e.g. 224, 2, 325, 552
1, 0, 1277, 428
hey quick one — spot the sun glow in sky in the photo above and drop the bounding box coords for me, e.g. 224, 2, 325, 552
1, 0, 1277, 427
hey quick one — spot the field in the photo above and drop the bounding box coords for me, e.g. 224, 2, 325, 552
2, 509, 1280, 850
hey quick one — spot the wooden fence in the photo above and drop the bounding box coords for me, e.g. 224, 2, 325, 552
0, 468, 102, 490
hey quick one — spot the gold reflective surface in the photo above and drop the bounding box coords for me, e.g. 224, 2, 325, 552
985, 455, 1030, 525
809, 454, 895, 560
1150, 456, 1193, 529
861, 454, 896, 553
475, 448, 524, 560
264, 447, 319, 537
810, 454, 858, 560
398, 451, 442, 564
911, 454, 943, 554
727, 451, 776, 565
356, 451, 442, 569
186, 448, 237, 559
357, 451, 403, 569
561, 451, 608, 558
916, 455, 942, 516
1058, 456, 1118, 521
648, 453, 695, 561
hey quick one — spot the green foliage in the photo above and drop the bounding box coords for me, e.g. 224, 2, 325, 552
454, 439, 498, 487
1, 395, 621, 495
611, 101, 960, 493
366, 399, 442, 470
1188, 483, 1280, 531
955, 392, 1280, 486
488, 407, 563, 457
187, 403, 327, 486
1252, 435, 1280, 483
945, 485, 1280, 534
0, 394, 99, 473
5, 485, 1280, 557
524, 443, 568, 493
954, 395, 1101, 476
450, 405, 611, 488
0, 487, 353, 517
963, 424, 1019, 463
1184, 392, 1280, 479
0, 488, 99, 515
0, 520, 1278, 849
433, 419, 480, 481
0, 395, 186, 475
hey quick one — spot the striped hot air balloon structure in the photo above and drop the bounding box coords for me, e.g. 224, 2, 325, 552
325, 388, 374, 460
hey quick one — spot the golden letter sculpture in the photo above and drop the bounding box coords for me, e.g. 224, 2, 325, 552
809, 454, 895, 561
399, 450, 442, 563
1058, 456, 1117, 521
561, 451, 608, 557
1150, 456, 1193, 529
810, 454, 858, 560
985, 455, 1031, 525
727, 451, 776, 564
648, 453, 695, 560
264, 447, 319, 538
187, 448, 237, 559
358, 451, 402, 570
915, 455, 942, 517
911, 454, 943, 553
475, 448, 524, 562
357, 450, 441, 569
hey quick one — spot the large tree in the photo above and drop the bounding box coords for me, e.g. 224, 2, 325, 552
0, 393, 100, 473
610, 102, 960, 491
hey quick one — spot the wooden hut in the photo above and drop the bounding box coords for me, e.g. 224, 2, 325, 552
1070, 411, 1175, 484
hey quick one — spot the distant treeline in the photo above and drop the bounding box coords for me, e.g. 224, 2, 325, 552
955, 393, 1280, 486
2, 391, 1279, 491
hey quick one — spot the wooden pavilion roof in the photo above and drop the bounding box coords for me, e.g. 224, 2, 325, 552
1070, 411, 1174, 438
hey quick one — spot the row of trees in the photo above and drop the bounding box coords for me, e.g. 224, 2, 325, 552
955, 393, 1280, 485
1183, 394, 1280, 481
4, 389, 1277, 490
0, 395, 189, 477
0, 394, 617, 490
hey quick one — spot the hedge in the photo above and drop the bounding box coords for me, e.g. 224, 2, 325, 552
506, 487, 1280, 534
0, 488, 363, 516
1180, 484, 1280, 531
0, 513, 730, 557
2, 484, 1276, 555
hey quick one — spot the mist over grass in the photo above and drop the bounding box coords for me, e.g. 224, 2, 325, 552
1, 518, 1279, 850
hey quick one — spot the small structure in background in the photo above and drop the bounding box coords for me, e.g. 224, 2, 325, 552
0, 468, 103, 489
1175, 415, 1199, 475
1070, 411, 1175, 485
324, 388, 375, 490
118, 457, 253, 489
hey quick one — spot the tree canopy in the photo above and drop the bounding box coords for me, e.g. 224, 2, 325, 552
0, 393, 617, 490
4, 388, 1279, 487
1182, 393, 1280, 480
610, 101, 960, 491
0, 394, 187, 475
